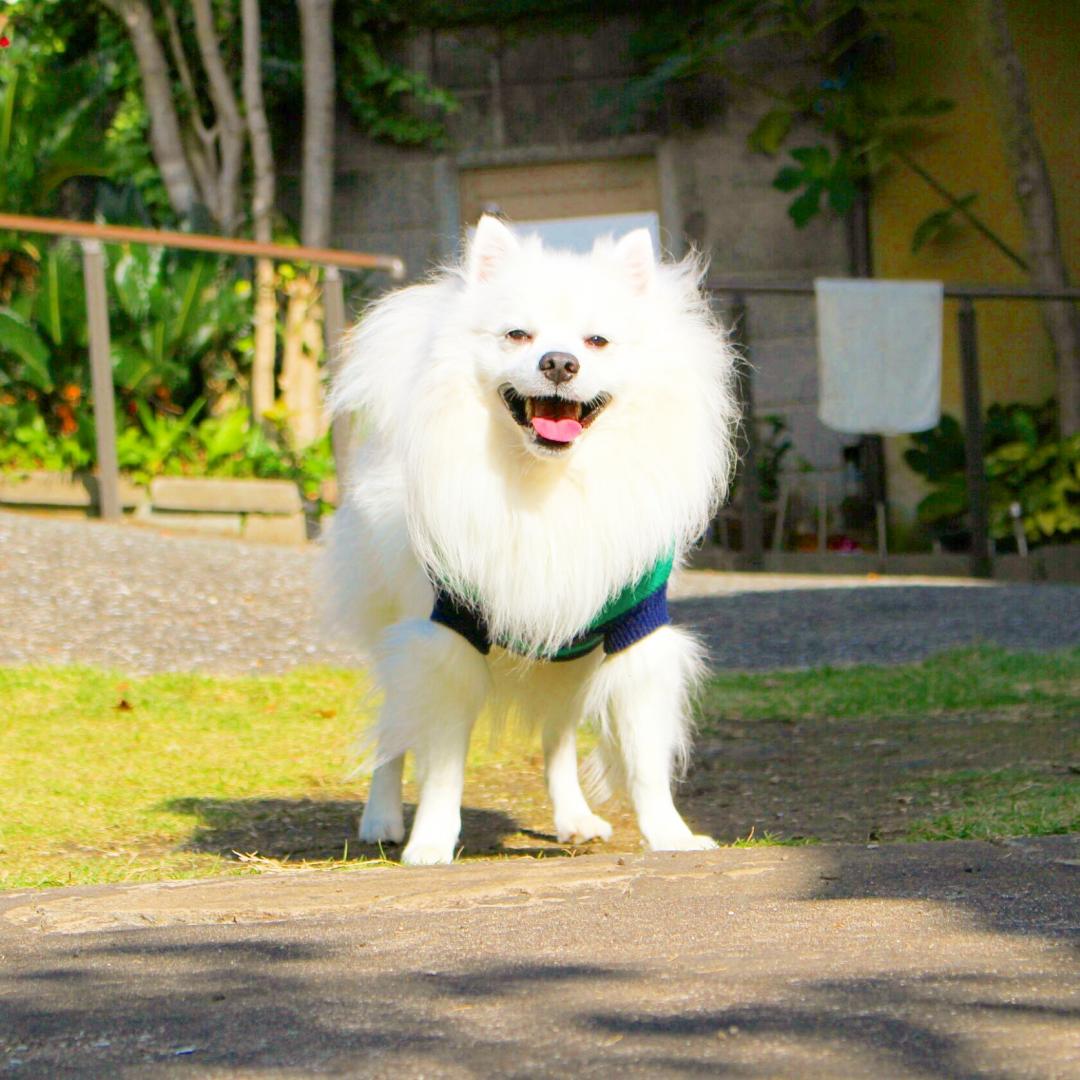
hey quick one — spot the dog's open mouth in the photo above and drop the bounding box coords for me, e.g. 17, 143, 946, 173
498, 386, 611, 450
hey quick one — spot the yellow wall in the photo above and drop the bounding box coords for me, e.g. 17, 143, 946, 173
870, 0, 1079, 520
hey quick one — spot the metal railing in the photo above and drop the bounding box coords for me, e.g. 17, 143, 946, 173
0, 211, 405, 519
709, 280, 1080, 578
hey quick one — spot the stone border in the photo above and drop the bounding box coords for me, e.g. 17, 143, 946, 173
0, 471, 307, 545
689, 544, 1080, 583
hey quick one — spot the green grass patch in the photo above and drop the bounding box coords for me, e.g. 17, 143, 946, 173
0, 666, 370, 890
699, 645, 1080, 723
727, 830, 818, 848
905, 768, 1080, 841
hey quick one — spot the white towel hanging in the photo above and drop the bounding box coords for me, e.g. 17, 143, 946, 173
815, 278, 944, 436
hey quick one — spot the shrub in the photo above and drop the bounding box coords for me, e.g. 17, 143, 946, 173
0, 400, 336, 513
905, 400, 1080, 549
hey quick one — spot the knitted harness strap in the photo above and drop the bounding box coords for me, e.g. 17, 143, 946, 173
431, 554, 674, 662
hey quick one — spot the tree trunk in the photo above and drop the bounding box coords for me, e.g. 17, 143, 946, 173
191, 0, 246, 235
297, 0, 336, 248
976, 0, 1080, 435
280, 272, 325, 447
294, 0, 336, 448
97, 0, 199, 221
242, 0, 277, 422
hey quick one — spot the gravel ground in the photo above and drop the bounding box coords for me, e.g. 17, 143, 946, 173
1, 510, 1078, 673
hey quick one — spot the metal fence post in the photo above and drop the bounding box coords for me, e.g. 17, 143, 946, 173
958, 298, 992, 578
80, 239, 121, 521
323, 266, 350, 492
730, 293, 764, 570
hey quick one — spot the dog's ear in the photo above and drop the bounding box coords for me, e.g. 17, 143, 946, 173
467, 215, 519, 285
613, 228, 655, 295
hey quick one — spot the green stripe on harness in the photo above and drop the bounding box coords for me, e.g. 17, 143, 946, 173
545, 551, 674, 661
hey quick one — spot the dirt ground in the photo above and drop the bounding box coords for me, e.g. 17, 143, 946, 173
169, 696, 1076, 864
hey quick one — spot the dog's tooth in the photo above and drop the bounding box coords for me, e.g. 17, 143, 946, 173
573, 401, 583, 420
525, 398, 534, 421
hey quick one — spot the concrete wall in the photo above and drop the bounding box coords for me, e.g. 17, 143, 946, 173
330, 17, 853, 487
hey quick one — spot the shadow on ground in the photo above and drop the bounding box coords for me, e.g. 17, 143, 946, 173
163, 796, 572, 862
4, 837, 1078, 1077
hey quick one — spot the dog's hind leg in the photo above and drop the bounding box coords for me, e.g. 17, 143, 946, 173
598, 625, 716, 851
358, 754, 405, 845
543, 719, 612, 844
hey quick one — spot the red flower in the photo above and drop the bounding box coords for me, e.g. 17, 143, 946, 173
56, 403, 78, 435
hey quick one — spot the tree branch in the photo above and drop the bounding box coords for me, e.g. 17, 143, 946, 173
191, 0, 246, 233
97, 0, 198, 221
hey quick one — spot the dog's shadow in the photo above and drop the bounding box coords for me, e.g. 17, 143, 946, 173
163, 796, 565, 862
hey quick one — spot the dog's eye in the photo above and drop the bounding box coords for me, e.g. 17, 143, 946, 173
505, 329, 532, 343
585, 335, 609, 349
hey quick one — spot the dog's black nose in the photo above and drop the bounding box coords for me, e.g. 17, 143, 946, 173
538, 351, 580, 385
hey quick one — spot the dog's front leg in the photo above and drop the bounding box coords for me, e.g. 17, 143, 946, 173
604, 626, 716, 851
376, 622, 488, 866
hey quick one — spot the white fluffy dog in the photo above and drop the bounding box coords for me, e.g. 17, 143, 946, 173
323, 215, 737, 865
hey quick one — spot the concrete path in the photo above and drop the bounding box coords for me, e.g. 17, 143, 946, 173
2, 837, 1078, 1077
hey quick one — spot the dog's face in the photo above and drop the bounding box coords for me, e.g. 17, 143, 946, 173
461, 215, 660, 460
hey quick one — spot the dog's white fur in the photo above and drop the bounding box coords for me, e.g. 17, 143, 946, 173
323, 216, 738, 865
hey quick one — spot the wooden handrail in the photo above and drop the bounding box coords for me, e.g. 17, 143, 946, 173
0, 211, 406, 279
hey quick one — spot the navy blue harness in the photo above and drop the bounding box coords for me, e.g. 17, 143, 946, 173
430, 557, 672, 662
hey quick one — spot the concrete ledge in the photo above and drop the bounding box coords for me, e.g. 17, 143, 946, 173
132, 506, 243, 537
690, 545, 1080, 582
0, 470, 144, 510
149, 476, 302, 515
242, 512, 308, 545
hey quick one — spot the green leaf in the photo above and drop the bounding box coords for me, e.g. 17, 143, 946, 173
0, 68, 17, 168
0, 307, 53, 391
989, 440, 1033, 464
788, 181, 823, 227
912, 208, 954, 253
827, 175, 857, 214
749, 108, 793, 155
898, 96, 955, 118
200, 409, 251, 464
113, 244, 163, 322
169, 259, 209, 348
912, 194, 978, 253
773, 166, 804, 193
44, 250, 63, 346
790, 145, 831, 176
917, 483, 967, 525
110, 341, 154, 393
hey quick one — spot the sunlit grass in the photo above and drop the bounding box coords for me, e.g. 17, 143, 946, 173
905, 767, 1080, 841
1, 646, 1076, 890
0, 666, 371, 889
699, 645, 1080, 723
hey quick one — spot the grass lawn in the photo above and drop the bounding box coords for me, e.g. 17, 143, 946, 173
1, 646, 1077, 891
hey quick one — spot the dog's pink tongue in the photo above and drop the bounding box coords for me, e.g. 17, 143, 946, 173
531, 416, 583, 442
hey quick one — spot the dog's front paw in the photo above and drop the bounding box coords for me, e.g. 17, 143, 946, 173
401, 839, 457, 866
555, 811, 613, 845
646, 830, 718, 852
358, 808, 405, 845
